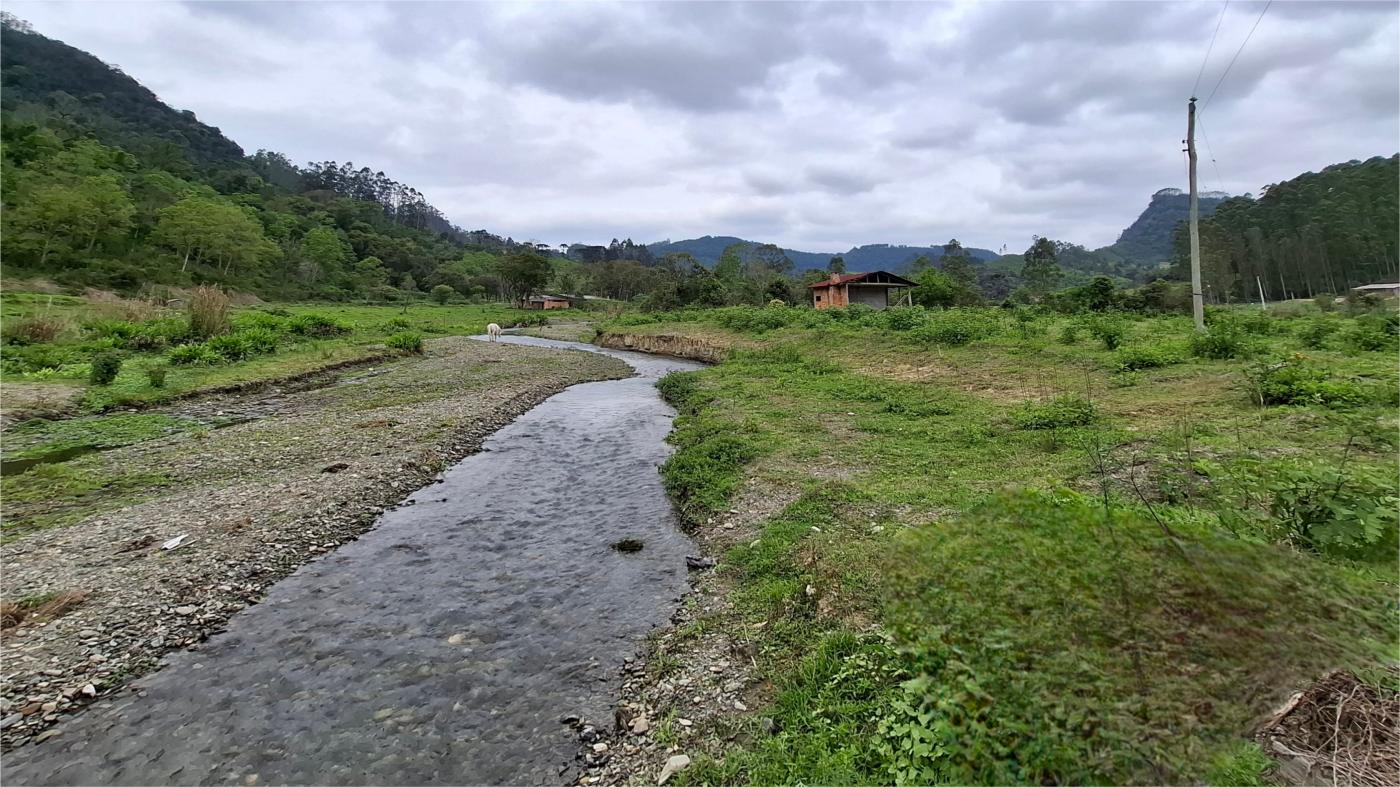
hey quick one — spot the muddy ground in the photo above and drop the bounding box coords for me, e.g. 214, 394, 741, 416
0, 336, 630, 748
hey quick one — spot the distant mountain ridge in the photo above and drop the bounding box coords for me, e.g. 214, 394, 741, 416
0, 15, 246, 171
647, 236, 999, 272
1105, 187, 1228, 263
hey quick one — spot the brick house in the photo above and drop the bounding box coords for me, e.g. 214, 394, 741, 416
809, 271, 917, 310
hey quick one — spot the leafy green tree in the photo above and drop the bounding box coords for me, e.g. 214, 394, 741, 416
913, 268, 963, 308
1021, 237, 1063, 297
715, 242, 746, 281
827, 255, 846, 275
430, 283, 455, 304
495, 249, 552, 302
939, 239, 981, 303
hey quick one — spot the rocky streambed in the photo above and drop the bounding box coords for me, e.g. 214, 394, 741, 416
1, 336, 707, 785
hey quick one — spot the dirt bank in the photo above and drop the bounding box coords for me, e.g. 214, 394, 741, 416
595, 332, 733, 364
0, 336, 630, 748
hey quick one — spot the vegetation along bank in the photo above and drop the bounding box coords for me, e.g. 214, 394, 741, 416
587, 299, 1397, 786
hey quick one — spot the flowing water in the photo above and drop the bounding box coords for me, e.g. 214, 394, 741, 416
5, 337, 703, 786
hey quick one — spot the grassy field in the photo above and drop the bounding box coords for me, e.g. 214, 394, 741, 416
612, 302, 1398, 784
0, 290, 545, 413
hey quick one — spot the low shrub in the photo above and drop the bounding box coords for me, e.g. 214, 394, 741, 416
1114, 343, 1181, 371
1342, 313, 1399, 352
206, 334, 253, 362
167, 343, 222, 366
1189, 326, 1251, 360
1083, 314, 1126, 350
1057, 323, 1083, 344
83, 318, 140, 342
89, 351, 123, 386
187, 285, 231, 339
1011, 307, 1044, 340
1312, 293, 1337, 313
1207, 307, 1275, 336
1, 343, 85, 375
385, 331, 424, 354
1012, 395, 1097, 430
714, 306, 801, 333
1294, 316, 1340, 350
1242, 355, 1367, 407
287, 313, 350, 337
916, 309, 1002, 346
512, 313, 549, 328
383, 317, 412, 331
880, 307, 925, 332
235, 327, 280, 355
145, 366, 168, 388
1213, 457, 1398, 561
3, 314, 71, 345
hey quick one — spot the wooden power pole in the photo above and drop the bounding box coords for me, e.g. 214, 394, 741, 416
1186, 98, 1205, 330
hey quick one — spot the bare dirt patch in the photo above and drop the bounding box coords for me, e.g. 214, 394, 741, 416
0, 383, 83, 428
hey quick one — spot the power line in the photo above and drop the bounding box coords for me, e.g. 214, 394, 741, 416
1191, 0, 1230, 97
1202, 0, 1272, 111
1195, 113, 1225, 191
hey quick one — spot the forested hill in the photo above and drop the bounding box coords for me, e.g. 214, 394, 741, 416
1106, 187, 1228, 263
648, 237, 998, 272
0, 15, 245, 172
1171, 154, 1399, 301
0, 14, 540, 300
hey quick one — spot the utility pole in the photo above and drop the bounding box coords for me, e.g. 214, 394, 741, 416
1186, 98, 1205, 331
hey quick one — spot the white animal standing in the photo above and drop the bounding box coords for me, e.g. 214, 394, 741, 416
486, 323, 502, 342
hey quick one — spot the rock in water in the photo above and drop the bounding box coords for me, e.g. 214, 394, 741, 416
658, 754, 691, 785
685, 555, 715, 570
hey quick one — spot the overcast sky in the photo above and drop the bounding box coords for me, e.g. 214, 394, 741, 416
10, 1, 1398, 252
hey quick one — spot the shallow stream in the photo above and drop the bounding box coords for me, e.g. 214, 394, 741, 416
5, 337, 702, 785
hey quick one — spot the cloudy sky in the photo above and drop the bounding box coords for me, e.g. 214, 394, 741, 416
10, 1, 1398, 253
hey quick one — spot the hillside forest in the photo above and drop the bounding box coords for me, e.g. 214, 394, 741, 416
2, 15, 1397, 314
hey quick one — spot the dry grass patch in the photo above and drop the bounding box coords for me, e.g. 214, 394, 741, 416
0, 589, 87, 633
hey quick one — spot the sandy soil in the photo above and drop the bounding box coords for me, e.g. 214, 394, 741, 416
0, 336, 630, 748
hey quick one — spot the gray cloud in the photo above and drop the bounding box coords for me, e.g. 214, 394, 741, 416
7, 0, 1396, 252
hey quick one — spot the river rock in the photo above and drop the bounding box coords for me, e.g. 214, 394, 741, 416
685, 556, 716, 570
629, 715, 650, 734
658, 754, 691, 785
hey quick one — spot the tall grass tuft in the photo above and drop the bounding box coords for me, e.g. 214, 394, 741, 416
187, 286, 231, 339
2, 314, 72, 345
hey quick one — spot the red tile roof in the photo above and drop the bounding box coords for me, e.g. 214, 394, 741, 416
808, 271, 917, 288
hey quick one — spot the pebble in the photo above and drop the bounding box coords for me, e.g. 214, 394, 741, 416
676, 718, 693, 727
446, 633, 467, 645
734, 700, 748, 711
173, 606, 197, 616
658, 754, 691, 785
591, 742, 609, 753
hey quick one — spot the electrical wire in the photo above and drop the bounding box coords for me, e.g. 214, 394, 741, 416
1202, 0, 1272, 111
1191, 0, 1230, 98
1195, 113, 1225, 192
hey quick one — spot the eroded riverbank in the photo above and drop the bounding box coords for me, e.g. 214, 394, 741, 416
1, 336, 632, 752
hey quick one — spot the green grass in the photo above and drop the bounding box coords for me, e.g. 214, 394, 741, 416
638, 303, 1397, 785
0, 291, 544, 411
1, 461, 171, 538
2, 412, 204, 460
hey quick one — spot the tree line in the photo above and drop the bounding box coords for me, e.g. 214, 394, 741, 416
1170, 155, 1398, 302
